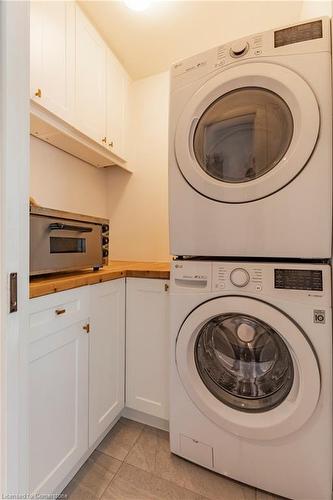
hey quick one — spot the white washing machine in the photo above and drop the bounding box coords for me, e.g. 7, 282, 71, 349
170, 260, 332, 499
169, 18, 332, 259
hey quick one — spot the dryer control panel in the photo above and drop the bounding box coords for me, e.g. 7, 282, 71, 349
170, 17, 330, 91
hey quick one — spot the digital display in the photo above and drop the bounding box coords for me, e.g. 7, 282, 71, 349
274, 20, 322, 48
274, 269, 323, 291
50, 237, 86, 254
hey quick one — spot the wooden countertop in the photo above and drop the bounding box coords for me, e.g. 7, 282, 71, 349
30, 261, 171, 299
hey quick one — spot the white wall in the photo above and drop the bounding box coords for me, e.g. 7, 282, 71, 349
300, 0, 332, 20
107, 71, 170, 262
30, 136, 109, 218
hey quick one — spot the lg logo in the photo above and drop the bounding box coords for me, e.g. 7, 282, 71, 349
313, 310, 326, 324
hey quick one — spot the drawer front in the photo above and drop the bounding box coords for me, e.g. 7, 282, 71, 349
29, 287, 90, 343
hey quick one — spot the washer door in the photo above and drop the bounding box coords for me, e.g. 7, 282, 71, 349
176, 296, 320, 439
175, 62, 319, 203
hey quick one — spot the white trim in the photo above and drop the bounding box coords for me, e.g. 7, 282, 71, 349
0, 2, 30, 495
122, 407, 169, 432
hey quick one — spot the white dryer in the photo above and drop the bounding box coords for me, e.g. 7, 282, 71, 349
170, 260, 332, 499
169, 18, 332, 259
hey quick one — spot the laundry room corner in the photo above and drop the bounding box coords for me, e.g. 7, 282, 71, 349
3, 2, 333, 499
106, 71, 170, 262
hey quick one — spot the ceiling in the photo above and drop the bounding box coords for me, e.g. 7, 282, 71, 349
79, 1, 304, 80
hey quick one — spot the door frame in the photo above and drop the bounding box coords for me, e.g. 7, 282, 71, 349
0, 1, 30, 495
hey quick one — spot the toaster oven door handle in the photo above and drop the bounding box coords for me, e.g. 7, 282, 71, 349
49, 223, 93, 233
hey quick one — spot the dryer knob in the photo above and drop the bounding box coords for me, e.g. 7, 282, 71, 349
230, 41, 249, 57
230, 268, 250, 287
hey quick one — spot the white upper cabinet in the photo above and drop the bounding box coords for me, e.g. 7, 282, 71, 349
106, 49, 129, 160
30, 2, 130, 167
30, 1, 75, 122
74, 6, 106, 145
89, 279, 125, 446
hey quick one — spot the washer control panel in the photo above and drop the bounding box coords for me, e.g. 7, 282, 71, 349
213, 263, 263, 292
230, 268, 250, 287
274, 269, 323, 291
171, 261, 330, 304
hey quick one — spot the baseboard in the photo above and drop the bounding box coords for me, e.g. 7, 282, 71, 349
122, 407, 169, 432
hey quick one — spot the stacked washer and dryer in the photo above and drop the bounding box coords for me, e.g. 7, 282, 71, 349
168, 17, 332, 500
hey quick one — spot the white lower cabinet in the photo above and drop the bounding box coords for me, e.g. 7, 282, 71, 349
28, 276, 168, 495
28, 287, 90, 496
89, 279, 125, 446
126, 278, 170, 420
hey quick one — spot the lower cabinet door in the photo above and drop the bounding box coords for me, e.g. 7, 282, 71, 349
126, 278, 170, 420
89, 279, 125, 446
29, 318, 89, 495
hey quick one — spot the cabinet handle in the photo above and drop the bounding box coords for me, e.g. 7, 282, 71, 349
83, 323, 90, 333
109, 141, 114, 148
102, 137, 107, 144
164, 283, 169, 292
55, 308, 66, 316
35, 88, 42, 98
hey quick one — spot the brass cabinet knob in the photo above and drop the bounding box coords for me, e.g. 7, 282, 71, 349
109, 141, 114, 148
102, 137, 107, 144
55, 308, 66, 315
35, 88, 42, 98
83, 323, 90, 333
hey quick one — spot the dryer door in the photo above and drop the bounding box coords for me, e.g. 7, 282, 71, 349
176, 296, 320, 439
175, 62, 319, 203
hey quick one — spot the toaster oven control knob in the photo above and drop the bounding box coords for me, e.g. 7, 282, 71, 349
103, 249, 109, 258
102, 224, 109, 233
230, 41, 249, 57
102, 236, 109, 245
230, 268, 250, 287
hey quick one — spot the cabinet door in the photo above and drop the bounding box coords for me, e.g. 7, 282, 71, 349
29, 317, 89, 495
89, 279, 125, 446
126, 278, 169, 420
106, 49, 129, 160
30, 1, 75, 122
75, 6, 106, 144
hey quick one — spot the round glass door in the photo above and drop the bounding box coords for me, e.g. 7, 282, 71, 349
193, 87, 293, 184
176, 296, 320, 439
174, 62, 320, 203
195, 313, 294, 412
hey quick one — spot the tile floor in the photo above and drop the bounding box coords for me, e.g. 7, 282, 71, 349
62, 417, 282, 500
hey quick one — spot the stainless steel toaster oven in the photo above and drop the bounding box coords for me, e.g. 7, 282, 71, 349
30, 206, 109, 276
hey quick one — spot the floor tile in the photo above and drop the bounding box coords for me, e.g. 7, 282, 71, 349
126, 426, 255, 500
62, 450, 121, 500
125, 424, 159, 472
97, 417, 144, 461
101, 462, 206, 500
